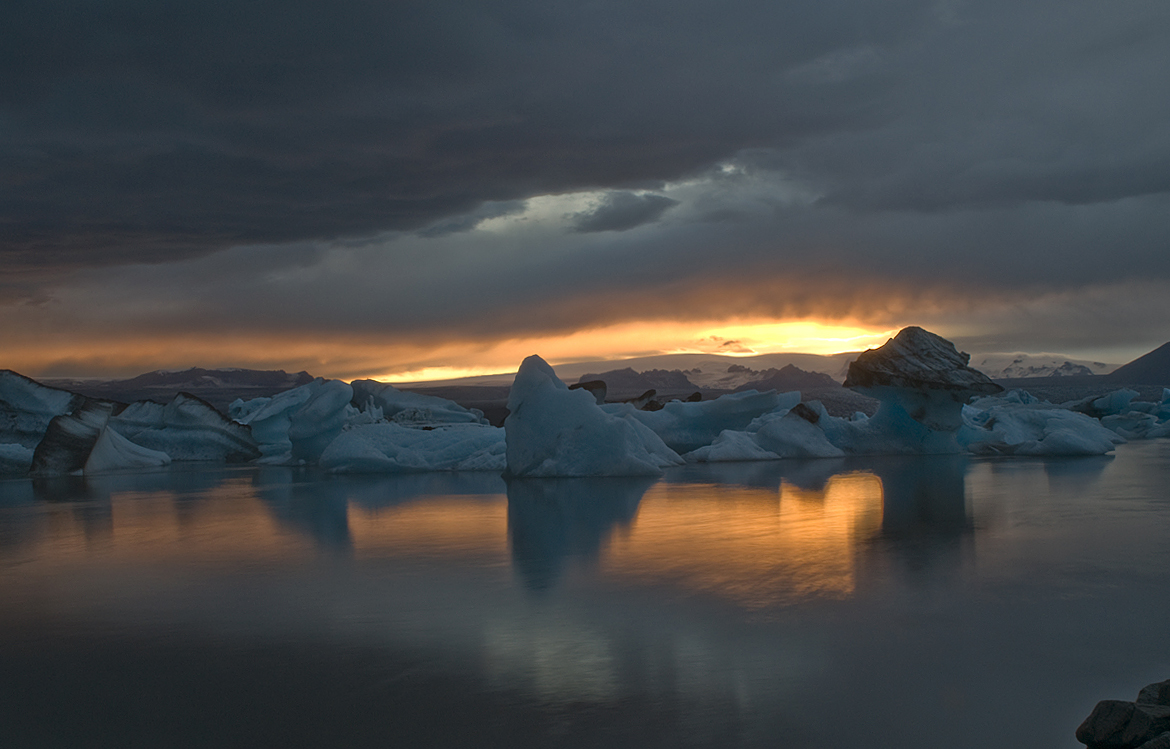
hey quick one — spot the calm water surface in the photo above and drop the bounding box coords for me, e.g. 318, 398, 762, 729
2, 441, 1170, 748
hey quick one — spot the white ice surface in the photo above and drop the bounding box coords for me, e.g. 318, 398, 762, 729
111, 394, 260, 462
505, 355, 682, 477
959, 398, 1123, 456
0, 370, 81, 448
233, 378, 354, 464
83, 426, 171, 473
603, 390, 797, 454
320, 423, 505, 473
350, 380, 488, 425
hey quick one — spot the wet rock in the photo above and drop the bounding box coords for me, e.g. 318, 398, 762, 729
1138, 681, 1170, 707
1138, 733, 1170, 749
1077, 699, 1170, 749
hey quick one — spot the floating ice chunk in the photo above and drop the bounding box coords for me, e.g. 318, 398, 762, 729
844, 327, 1002, 432
505, 355, 682, 477
350, 380, 488, 425
1100, 412, 1161, 440
30, 400, 171, 475
320, 423, 506, 473
111, 393, 261, 462
603, 390, 798, 454
959, 401, 1122, 456
817, 400, 962, 455
234, 378, 353, 464
0, 369, 88, 448
686, 430, 781, 462
751, 409, 846, 458
83, 425, 171, 473
0, 443, 35, 475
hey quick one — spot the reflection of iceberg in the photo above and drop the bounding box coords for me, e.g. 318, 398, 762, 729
869, 456, 969, 534
862, 456, 971, 579
250, 467, 352, 552
506, 476, 652, 592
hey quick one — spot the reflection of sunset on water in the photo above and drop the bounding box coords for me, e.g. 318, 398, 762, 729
349, 499, 508, 562
603, 474, 884, 607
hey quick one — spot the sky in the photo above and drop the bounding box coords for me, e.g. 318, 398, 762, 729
3, 0, 1170, 380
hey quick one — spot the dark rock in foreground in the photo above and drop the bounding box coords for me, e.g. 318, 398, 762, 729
1078, 679, 1170, 748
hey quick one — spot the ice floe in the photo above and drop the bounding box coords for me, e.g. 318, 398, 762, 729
504, 355, 682, 477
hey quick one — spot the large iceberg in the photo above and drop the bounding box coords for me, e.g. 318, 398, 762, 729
1, 369, 87, 448
350, 380, 489, 425
31, 400, 170, 476
320, 423, 505, 473
504, 355, 683, 477
230, 378, 353, 464
602, 390, 794, 454
111, 393, 261, 462
844, 327, 1003, 432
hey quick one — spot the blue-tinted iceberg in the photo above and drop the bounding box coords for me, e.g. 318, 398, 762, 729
0, 369, 86, 449
350, 380, 489, 425
320, 423, 505, 473
504, 355, 682, 477
602, 390, 795, 454
687, 401, 844, 461
959, 394, 1123, 456
31, 400, 170, 476
230, 378, 353, 464
111, 393, 261, 462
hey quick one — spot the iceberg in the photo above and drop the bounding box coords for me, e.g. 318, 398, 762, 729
31, 400, 170, 476
231, 378, 353, 464
0, 369, 88, 448
320, 423, 506, 473
603, 390, 797, 454
959, 396, 1123, 456
349, 380, 488, 425
110, 393, 261, 462
504, 355, 683, 477
687, 402, 844, 462
844, 327, 1003, 433
0, 443, 35, 475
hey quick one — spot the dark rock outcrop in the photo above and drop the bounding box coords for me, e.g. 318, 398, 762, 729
1078, 679, 1170, 749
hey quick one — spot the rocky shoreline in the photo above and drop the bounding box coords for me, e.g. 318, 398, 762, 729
1078, 679, 1170, 748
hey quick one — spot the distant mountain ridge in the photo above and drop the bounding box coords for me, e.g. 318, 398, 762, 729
1107, 342, 1170, 387
55, 367, 316, 412
970, 353, 1115, 379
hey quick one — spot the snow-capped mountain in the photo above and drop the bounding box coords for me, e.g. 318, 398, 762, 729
970, 353, 1116, 379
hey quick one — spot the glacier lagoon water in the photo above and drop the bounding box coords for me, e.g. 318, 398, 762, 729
2, 442, 1170, 748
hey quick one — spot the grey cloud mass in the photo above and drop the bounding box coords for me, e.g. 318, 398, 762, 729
571, 192, 680, 233
3, 0, 1170, 365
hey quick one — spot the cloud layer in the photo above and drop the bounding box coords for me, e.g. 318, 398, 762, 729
3, 0, 1170, 374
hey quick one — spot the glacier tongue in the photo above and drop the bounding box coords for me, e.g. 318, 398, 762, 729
504, 355, 682, 477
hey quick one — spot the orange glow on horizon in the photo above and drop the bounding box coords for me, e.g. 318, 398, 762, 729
2, 317, 899, 383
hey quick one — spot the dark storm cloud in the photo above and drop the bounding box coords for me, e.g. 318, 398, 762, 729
3, 0, 1170, 366
571, 192, 679, 233
2, 0, 930, 273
